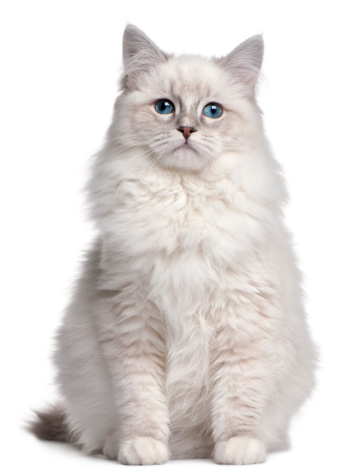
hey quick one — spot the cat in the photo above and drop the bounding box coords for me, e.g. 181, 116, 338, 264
29, 24, 317, 465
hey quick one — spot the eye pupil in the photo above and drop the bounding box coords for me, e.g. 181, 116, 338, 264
155, 99, 174, 114
203, 103, 223, 119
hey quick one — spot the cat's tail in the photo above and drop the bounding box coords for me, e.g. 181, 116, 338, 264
27, 402, 79, 445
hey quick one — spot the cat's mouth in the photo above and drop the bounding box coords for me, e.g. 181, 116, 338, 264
174, 142, 196, 152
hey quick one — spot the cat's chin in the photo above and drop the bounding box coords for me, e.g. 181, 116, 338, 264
159, 147, 209, 172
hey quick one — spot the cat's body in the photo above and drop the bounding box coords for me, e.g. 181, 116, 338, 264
30, 25, 316, 465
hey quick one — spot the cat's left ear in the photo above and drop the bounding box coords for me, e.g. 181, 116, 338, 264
121, 24, 168, 90
221, 35, 264, 93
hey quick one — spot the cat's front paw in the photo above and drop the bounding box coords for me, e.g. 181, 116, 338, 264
118, 437, 169, 465
214, 436, 266, 465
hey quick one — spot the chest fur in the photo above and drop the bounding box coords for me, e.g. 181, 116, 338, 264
111, 174, 265, 261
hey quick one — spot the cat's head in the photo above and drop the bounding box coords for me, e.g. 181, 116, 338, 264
110, 25, 264, 172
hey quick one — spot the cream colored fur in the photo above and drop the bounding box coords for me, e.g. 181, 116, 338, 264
52, 25, 317, 465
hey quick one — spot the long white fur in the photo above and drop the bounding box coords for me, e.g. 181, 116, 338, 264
53, 25, 316, 464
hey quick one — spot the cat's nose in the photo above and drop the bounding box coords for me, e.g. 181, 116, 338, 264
177, 126, 197, 140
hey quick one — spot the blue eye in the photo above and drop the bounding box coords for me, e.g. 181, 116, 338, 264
203, 103, 223, 119
155, 99, 174, 114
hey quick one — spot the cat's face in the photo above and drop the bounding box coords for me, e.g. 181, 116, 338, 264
111, 26, 263, 172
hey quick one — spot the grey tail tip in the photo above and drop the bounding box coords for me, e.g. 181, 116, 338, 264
26, 403, 70, 443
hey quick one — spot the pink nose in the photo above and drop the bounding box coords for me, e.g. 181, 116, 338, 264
177, 126, 197, 140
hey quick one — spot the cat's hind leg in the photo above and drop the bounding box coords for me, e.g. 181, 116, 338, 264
54, 282, 117, 454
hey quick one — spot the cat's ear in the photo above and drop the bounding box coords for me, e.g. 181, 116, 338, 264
221, 35, 264, 93
122, 25, 167, 90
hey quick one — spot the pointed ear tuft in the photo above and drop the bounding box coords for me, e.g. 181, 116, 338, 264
221, 35, 264, 93
121, 25, 167, 90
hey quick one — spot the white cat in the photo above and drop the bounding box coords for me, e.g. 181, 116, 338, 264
30, 24, 317, 465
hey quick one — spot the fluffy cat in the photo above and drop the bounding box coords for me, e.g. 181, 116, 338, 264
30, 24, 317, 465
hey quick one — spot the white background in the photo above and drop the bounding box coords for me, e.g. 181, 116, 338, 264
1, 1, 360, 473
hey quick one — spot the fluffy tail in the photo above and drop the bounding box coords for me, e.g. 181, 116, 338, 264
27, 403, 79, 445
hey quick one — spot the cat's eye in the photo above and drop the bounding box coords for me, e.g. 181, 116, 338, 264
203, 103, 223, 119
155, 99, 174, 115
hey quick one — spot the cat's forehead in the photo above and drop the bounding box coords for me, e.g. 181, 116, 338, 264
153, 55, 228, 99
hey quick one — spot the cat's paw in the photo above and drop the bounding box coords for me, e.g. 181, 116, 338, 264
103, 429, 119, 460
214, 436, 266, 465
118, 437, 169, 465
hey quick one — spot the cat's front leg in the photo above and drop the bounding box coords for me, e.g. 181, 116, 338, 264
97, 291, 170, 465
210, 291, 275, 465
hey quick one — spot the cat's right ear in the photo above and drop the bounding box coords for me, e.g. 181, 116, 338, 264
121, 25, 167, 90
